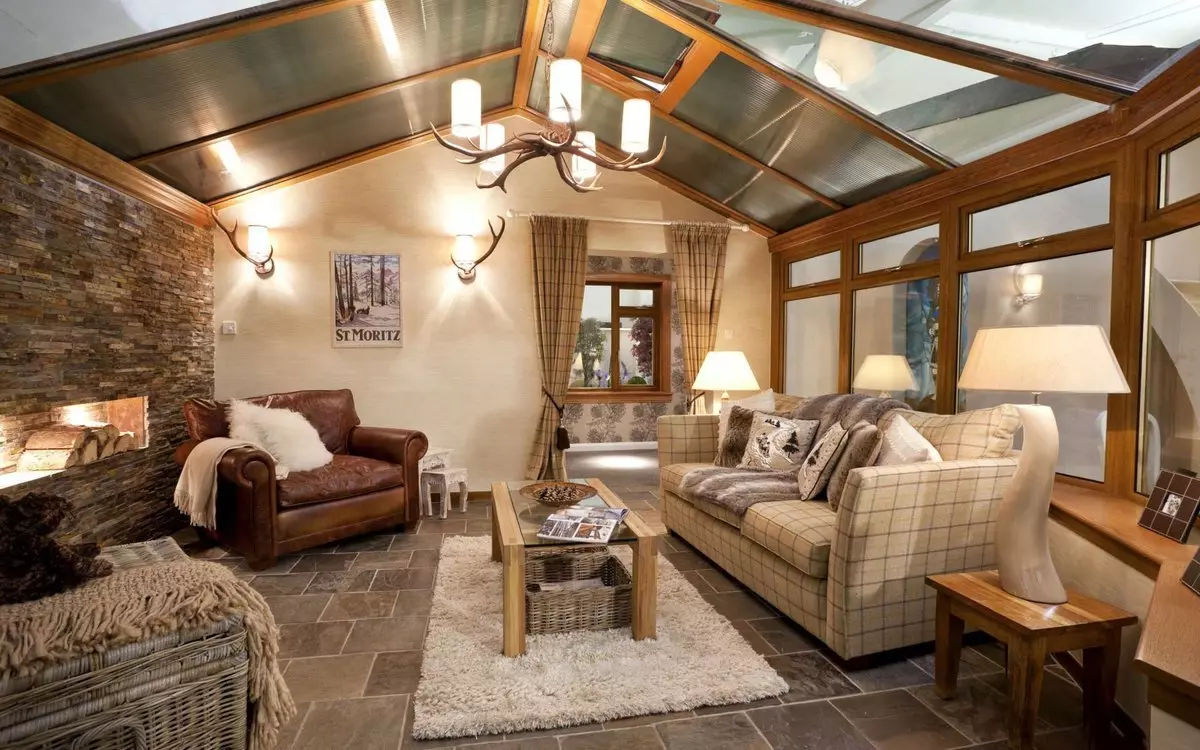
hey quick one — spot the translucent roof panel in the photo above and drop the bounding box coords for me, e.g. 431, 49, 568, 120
805, 0, 1191, 85
141, 56, 517, 201
7, 0, 526, 159
673, 53, 933, 204
530, 69, 827, 231
589, 1, 692, 80
708, 3, 1110, 163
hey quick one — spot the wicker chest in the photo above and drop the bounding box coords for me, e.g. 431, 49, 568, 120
0, 539, 252, 750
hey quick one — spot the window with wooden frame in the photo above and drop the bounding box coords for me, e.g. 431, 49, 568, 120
569, 274, 672, 403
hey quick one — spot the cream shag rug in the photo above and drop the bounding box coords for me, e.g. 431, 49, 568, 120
412, 536, 788, 740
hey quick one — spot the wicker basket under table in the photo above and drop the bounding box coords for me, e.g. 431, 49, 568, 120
0, 538, 251, 750
525, 545, 633, 636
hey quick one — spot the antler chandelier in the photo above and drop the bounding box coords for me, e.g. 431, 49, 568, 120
432, 58, 666, 192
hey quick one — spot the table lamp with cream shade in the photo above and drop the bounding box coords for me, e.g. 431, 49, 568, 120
853, 354, 917, 398
692, 351, 759, 414
958, 325, 1130, 604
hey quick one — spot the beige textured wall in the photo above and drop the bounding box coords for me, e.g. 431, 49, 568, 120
212, 115, 771, 488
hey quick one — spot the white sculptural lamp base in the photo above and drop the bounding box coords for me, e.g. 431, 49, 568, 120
997, 403, 1068, 604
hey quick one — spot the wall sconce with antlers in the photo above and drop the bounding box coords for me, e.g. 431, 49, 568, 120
451, 216, 505, 283
213, 210, 275, 277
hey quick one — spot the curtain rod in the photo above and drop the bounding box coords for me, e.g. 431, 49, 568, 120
504, 209, 750, 232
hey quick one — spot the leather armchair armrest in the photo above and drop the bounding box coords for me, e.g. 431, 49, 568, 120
175, 439, 200, 466
217, 446, 278, 488
349, 426, 429, 469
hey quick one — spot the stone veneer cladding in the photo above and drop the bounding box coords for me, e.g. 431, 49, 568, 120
0, 140, 213, 544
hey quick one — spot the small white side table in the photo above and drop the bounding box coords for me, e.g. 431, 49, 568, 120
420, 467, 469, 519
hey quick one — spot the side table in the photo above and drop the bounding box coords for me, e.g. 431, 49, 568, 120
927, 570, 1137, 750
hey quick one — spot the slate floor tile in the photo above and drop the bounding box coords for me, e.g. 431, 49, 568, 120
909, 679, 1046, 744
839, 657, 934, 692
320, 591, 399, 621
767, 652, 861, 702
558, 726, 664, 749
832, 689, 971, 750
304, 569, 376, 595
284, 653, 374, 702
342, 615, 428, 653
748, 617, 821, 654
249, 573, 316, 596
278, 620, 352, 658
293, 695, 410, 750
264, 595, 331, 624
655, 712, 770, 749
701, 591, 777, 621
372, 567, 437, 591
748, 700, 874, 750
291, 553, 359, 573
365, 650, 423, 696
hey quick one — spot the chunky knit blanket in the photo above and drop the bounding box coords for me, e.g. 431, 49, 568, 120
0, 559, 295, 750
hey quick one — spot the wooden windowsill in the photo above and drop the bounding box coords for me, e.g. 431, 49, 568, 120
1048, 480, 1198, 579
566, 390, 675, 404
1135, 558, 1200, 725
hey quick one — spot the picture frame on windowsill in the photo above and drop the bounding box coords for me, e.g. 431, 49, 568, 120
1138, 469, 1200, 544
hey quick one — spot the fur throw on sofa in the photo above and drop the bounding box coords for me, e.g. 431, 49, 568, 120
0, 493, 113, 605
679, 466, 805, 517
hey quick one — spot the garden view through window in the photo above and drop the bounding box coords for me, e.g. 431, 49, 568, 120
571, 281, 664, 392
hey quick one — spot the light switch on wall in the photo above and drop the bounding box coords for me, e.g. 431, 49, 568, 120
221, 321, 238, 335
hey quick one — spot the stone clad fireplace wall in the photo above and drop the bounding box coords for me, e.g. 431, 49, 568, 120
0, 140, 214, 544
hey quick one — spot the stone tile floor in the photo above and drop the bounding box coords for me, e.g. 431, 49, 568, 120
182, 449, 1114, 750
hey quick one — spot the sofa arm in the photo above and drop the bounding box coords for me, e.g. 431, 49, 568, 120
657, 414, 719, 468
349, 427, 429, 525
824, 458, 1019, 659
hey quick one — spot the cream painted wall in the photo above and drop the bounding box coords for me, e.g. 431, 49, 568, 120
212, 115, 771, 489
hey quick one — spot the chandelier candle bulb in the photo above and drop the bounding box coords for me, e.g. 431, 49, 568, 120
549, 58, 583, 123
451, 79, 482, 138
479, 123, 506, 176
621, 99, 651, 154
572, 131, 598, 182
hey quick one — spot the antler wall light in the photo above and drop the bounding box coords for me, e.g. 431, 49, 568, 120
213, 211, 275, 277
432, 55, 665, 192
451, 216, 505, 283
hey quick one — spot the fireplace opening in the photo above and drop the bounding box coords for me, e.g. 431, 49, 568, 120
0, 396, 148, 490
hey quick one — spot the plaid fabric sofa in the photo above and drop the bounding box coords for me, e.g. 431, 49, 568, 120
658, 399, 1020, 660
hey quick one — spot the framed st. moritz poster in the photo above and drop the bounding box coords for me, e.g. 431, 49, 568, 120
331, 252, 402, 348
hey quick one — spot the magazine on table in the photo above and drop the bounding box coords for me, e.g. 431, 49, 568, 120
536, 504, 629, 544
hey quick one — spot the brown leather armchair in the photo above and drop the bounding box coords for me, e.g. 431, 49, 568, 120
174, 389, 428, 570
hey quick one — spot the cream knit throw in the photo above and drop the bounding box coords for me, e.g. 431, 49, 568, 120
174, 437, 265, 529
0, 560, 295, 750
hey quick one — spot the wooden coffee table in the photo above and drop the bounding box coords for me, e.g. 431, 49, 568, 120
490, 478, 659, 657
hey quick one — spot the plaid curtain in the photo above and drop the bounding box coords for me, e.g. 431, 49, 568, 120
671, 222, 731, 414
526, 215, 589, 479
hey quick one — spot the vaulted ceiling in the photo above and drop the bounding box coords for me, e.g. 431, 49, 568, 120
1, 0, 1194, 236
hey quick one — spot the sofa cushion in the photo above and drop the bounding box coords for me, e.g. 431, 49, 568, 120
897, 404, 1020, 460
277, 454, 405, 508
741, 500, 837, 579
660, 463, 743, 528
184, 389, 361, 453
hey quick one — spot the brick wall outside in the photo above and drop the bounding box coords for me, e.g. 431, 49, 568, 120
0, 140, 214, 544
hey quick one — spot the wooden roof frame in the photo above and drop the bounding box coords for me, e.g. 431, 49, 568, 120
0, 0, 1174, 233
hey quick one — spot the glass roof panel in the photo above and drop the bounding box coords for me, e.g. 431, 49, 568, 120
589, 1, 692, 80
674, 53, 932, 204
7, 0, 526, 159
706, 3, 1109, 163
540, 0, 580, 57
805, 0, 1193, 85
140, 56, 517, 201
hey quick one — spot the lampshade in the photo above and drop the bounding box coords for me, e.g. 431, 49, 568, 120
813, 30, 875, 90
572, 131, 597, 182
452, 234, 477, 265
246, 225, 271, 264
450, 79, 481, 138
549, 58, 582, 123
479, 122, 506, 175
959, 325, 1130, 394
621, 99, 651, 153
693, 351, 760, 392
853, 354, 916, 392
1017, 272, 1044, 297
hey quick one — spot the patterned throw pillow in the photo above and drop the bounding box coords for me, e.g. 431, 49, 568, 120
737, 412, 819, 471
877, 415, 943, 466
716, 405, 789, 467
796, 423, 850, 500
717, 390, 776, 445
826, 421, 884, 512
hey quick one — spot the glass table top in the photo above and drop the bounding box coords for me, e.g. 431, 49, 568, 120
501, 479, 640, 548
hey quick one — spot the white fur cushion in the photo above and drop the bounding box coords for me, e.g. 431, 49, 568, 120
718, 389, 776, 443
737, 412, 819, 471
228, 400, 334, 477
877, 415, 943, 466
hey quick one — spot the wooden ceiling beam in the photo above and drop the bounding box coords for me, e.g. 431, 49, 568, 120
581, 59, 843, 210
132, 49, 522, 165
518, 106, 773, 236
719, 0, 1135, 105
207, 107, 518, 211
620, 0, 955, 171
0, 0, 370, 95
0, 96, 212, 227
512, 0, 550, 109
654, 38, 720, 112
565, 0, 610, 61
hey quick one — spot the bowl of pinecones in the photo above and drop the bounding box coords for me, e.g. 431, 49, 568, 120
519, 481, 598, 508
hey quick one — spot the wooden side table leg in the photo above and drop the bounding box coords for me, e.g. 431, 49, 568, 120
490, 504, 501, 563
631, 535, 658, 641
934, 593, 965, 699
501, 544, 526, 657
1082, 630, 1120, 750
1007, 637, 1047, 750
